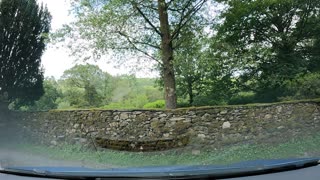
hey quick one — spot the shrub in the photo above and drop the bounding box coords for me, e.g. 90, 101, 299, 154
228, 91, 256, 105
143, 100, 165, 109
280, 73, 320, 101
193, 95, 227, 106
57, 101, 71, 109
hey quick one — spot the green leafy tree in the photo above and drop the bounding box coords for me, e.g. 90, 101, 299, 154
34, 77, 61, 110
174, 32, 239, 106
57, 0, 210, 109
19, 77, 62, 111
280, 73, 320, 101
0, 0, 51, 109
60, 64, 112, 107
217, 0, 320, 101
173, 26, 218, 106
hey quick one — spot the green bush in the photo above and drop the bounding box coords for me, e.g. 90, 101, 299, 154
143, 100, 165, 109
193, 95, 227, 106
57, 101, 71, 109
228, 91, 256, 105
280, 73, 320, 101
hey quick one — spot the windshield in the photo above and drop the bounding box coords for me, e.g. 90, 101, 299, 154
0, 0, 320, 172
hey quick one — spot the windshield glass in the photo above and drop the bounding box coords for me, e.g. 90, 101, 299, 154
0, 0, 320, 170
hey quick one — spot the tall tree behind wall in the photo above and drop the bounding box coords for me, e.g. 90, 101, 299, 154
0, 0, 51, 109
56, 0, 210, 109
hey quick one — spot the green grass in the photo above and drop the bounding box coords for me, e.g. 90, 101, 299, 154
14, 133, 320, 168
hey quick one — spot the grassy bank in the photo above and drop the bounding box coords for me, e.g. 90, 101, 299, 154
14, 133, 320, 168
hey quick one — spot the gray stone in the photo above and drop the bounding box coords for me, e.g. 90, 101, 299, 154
57, 135, 65, 141
220, 110, 228, 115
276, 106, 283, 113
73, 123, 80, 128
50, 140, 57, 146
110, 122, 118, 127
192, 150, 201, 155
188, 111, 196, 115
201, 113, 210, 120
151, 118, 159, 121
120, 113, 129, 120
170, 117, 185, 121
163, 133, 170, 138
90, 132, 98, 136
79, 138, 87, 143
130, 143, 136, 148
198, 134, 206, 139
264, 114, 272, 119
222, 121, 231, 129
159, 114, 167, 118
133, 111, 142, 115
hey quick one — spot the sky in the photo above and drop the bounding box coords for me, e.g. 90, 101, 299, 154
38, 0, 157, 79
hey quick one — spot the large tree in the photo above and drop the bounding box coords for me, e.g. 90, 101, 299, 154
57, 0, 210, 109
217, 0, 320, 101
0, 0, 51, 108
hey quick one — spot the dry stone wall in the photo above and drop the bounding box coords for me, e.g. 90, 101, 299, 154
19, 101, 320, 151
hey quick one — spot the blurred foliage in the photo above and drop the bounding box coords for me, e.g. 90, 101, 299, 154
17, 77, 62, 111
20, 64, 164, 111
0, 0, 51, 107
143, 100, 165, 109
228, 92, 256, 105
279, 73, 320, 101
216, 0, 320, 102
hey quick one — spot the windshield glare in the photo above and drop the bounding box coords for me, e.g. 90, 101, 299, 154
0, 0, 320, 171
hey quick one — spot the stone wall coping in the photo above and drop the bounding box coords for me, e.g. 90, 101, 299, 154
22, 99, 320, 113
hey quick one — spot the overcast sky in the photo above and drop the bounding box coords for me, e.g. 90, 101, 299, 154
39, 0, 157, 79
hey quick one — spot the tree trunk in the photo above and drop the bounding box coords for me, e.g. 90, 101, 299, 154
158, 0, 177, 109
187, 81, 194, 105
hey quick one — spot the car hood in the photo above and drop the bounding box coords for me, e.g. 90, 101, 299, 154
0, 158, 319, 179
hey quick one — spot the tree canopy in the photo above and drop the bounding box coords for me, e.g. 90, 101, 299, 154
0, 0, 51, 106
216, 0, 320, 101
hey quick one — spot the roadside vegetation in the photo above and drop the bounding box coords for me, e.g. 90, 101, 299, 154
14, 65, 320, 111
15, 133, 320, 168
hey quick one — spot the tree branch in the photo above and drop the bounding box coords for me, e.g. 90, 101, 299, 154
134, 41, 161, 50
131, 2, 162, 36
117, 31, 161, 63
171, 0, 207, 41
139, 3, 158, 11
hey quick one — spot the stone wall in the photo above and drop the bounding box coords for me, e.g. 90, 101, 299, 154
18, 101, 320, 151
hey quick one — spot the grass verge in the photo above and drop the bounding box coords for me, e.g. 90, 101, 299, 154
14, 133, 320, 168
